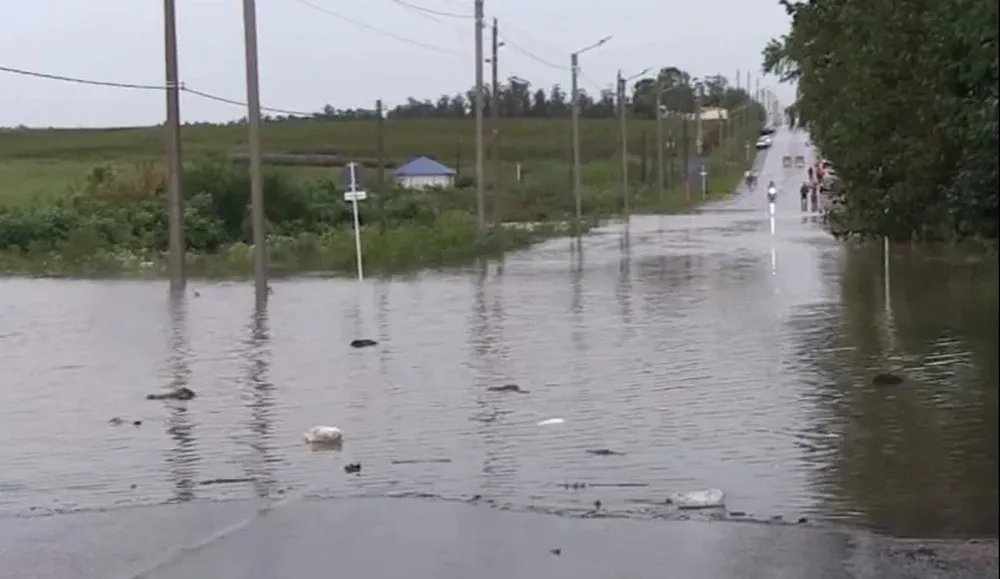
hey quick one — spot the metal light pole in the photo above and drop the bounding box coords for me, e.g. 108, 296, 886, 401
570, 35, 611, 233
473, 0, 485, 234
655, 85, 664, 207
241, 0, 267, 308
617, 67, 649, 220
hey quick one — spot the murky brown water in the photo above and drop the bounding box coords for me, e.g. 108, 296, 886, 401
1, 132, 996, 538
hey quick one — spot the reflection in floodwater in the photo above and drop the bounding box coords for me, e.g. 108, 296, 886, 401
801, 243, 998, 537
242, 309, 278, 499
164, 293, 198, 503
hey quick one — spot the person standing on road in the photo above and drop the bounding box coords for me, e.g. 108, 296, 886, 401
807, 166, 814, 183
800, 182, 811, 211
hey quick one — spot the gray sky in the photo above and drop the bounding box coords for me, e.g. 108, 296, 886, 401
0, 0, 793, 128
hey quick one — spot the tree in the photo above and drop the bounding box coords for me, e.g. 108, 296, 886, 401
764, 0, 998, 239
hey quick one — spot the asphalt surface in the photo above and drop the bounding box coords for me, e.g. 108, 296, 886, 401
1, 498, 995, 579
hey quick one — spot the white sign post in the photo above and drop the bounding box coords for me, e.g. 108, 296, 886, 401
699, 165, 708, 200
343, 162, 367, 281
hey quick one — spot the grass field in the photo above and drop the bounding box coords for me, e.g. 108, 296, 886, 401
0, 116, 755, 206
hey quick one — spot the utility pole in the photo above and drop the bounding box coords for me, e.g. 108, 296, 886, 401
695, 81, 704, 157
490, 17, 500, 226
617, 71, 629, 218
654, 84, 664, 207
163, 0, 185, 291
376, 99, 385, 189
568, 36, 611, 233
241, 0, 267, 307
570, 51, 582, 230
681, 113, 690, 201
473, 0, 486, 233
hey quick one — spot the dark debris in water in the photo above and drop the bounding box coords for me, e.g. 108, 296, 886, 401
872, 372, 904, 386
146, 387, 196, 401
350, 339, 378, 348
198, 477, 256, 486
344, 463, 362, 474
549, 548, 562, 556
586, 449, 626, 456
391, 458, 453, 464
486, 384, 529, 394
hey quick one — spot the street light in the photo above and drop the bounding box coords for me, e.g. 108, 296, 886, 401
570, 35, 612, 233
617, 66, 651, 219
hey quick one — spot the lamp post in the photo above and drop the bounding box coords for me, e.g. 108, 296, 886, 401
570, 35, 612, 233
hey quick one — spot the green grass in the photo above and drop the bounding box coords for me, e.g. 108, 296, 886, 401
0, 116, 760, 278
0, 117, 755, 206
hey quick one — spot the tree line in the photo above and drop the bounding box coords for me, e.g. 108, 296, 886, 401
765, 0, 998, 240
307, 67, 757, 121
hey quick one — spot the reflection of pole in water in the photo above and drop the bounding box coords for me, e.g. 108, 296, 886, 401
243, 309, 277, 499
164, 293, 198, 503
883, 236, 891, 313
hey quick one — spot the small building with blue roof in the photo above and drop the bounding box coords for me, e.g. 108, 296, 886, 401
393, 156, 456, 190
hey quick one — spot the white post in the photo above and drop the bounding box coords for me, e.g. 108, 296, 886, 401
349, 162, 364, 281
516, 163, 522, 183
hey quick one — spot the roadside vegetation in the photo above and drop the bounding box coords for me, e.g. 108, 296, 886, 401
0, 67, 763, 277
764, 0, 998, 241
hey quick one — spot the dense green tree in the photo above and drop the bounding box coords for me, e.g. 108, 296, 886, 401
764, 0, 998, 240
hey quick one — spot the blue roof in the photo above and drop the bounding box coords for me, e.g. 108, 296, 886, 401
394, 156, 456, 177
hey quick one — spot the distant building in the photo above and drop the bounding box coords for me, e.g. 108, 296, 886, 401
393, 156, 456, 190
699, 107, 729, 121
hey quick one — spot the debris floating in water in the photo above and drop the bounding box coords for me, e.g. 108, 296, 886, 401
487, 384, 529, 394
350, 339, 378, 348
586, 448, 625, 456
666, 488, 726, 509
198, 477, 255, 486
537, 418, 565, 426
872, 373, 904, 386
344, 463, 362, 474
146, 387, 196, 401
391, 458, 453, 464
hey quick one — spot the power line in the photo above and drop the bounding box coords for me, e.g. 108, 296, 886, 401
181, 87, 314, 117
1, 64, 316, 117
287, 0, 463, 57
0, 64, 169, 90
498, 34, 568, 71
388, 0, 472, 19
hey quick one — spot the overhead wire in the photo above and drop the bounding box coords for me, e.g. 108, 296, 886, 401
1, 64, 316, 117
287, 0, 463, 57
388, 0, 472, 19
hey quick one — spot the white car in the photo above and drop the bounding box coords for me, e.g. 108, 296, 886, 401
755, 136, 772, 150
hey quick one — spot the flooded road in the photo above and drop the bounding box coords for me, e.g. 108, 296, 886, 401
1, 130, 996, 539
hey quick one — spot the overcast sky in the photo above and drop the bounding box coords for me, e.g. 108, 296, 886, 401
0, 0, 794, 128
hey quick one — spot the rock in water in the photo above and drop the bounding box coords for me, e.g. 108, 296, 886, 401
350, 339, 378, 348
872, 373, 904, 386
146, 387, 196, 401
667, 489, 726, 509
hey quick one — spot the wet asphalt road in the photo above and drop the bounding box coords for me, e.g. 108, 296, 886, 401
1, 498, 995, 579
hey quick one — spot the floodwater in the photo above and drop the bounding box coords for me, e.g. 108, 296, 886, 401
0, 131, 996, 539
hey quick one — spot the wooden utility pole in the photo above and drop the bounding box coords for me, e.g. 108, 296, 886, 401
490, 17, 500, 226
163, 0, 185, 291
617, 71, 629, 218
473, 0, 486, 233
376, 99, 385, 188
241, 0, 267, 307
